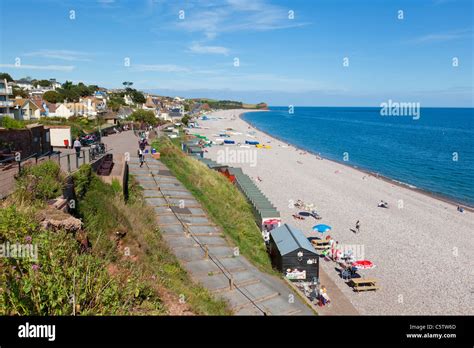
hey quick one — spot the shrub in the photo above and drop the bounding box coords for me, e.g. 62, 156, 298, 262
73, 164, 92, 199
15, 161, 64, 201
0, 117, 26, 129
0, 206, 162, 315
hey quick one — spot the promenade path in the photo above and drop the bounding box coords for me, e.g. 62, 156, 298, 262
106, 130, 314, 315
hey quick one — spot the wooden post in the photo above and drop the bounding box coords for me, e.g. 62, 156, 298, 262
229, 277, 234, 290
82, 150, 86, 165
67, 154, 71, 172
204, 245, 208, 259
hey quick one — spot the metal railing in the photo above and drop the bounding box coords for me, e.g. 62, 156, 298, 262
0, 146, 112, 199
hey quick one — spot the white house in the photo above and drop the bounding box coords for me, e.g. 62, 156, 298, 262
52, 103, 73, 119
14, 80, 34, 91
123, 94, 134, 105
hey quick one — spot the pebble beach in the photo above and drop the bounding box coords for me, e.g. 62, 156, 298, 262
192, 109, 474, 315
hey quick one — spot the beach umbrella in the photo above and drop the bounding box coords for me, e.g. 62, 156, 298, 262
312, 224, 332, 233
352, 260, 375, 270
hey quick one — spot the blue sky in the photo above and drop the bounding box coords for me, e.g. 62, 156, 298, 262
0, 0, 472, 106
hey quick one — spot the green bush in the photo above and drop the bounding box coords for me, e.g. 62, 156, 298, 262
15, 161, 64, 201
73, 164, 92, 199
0, 206, 162, 315
0, 117, 26, 129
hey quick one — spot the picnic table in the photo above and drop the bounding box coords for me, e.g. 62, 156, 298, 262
349, 278, 380, 292
311, 239, 330, 250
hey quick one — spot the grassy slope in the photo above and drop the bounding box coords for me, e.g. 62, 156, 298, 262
0, 161, 230, 315
153, 136, 274, 274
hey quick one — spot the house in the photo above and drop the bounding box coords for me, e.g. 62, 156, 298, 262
142, 95, 159, 111
269, 224, 319, 282
158, 110, 169, 121
0, 78, 13, 118
42, 102, 57, 117
12, 97, 41, 120
94, 90, 107, 100
123, 94, 134, 105
81, 96, 107, 115
62, 98, 103, 118
103, 111, 119, 125
169, 107, 183, 120
49, 79, 62, 90
53, 103, 74, 119
117, 106, 133, 119
14, 79, 34, 91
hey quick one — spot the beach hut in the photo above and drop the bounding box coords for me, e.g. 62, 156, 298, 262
269, 224, 319, 282
187, 146, 204, 158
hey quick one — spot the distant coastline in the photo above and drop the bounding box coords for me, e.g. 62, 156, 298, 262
239, 110, 474, 211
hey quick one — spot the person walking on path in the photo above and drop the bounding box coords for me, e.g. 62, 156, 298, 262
138, 148, 145, 167
139, 138, 148, 151
74, 137, 82, 159
355, 220, 360, 233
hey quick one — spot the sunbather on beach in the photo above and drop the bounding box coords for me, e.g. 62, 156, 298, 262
355, 220, 360, 233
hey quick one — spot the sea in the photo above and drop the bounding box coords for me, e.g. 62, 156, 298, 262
242, 107, 474, 207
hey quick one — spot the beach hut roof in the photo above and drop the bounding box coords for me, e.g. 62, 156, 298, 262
270, 223, 315, 256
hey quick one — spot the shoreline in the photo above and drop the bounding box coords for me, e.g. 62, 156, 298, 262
196, 108, 474, 315
239, 110, 474, 212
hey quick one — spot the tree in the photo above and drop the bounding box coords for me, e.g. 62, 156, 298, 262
107, 99, 121, 112
122, 81, 133, 88
43, 91, 62, 103
72, 83, 92, 97
88, 85, 99, 92
128, 109, 157, 126
181, 115, 191, 126
36, 79, 52, 87
130, 90, 145, 104
12, 86, 28, 98
56, 88, 79, 102
62, 80, 73, 90
0, 72, 13, 82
